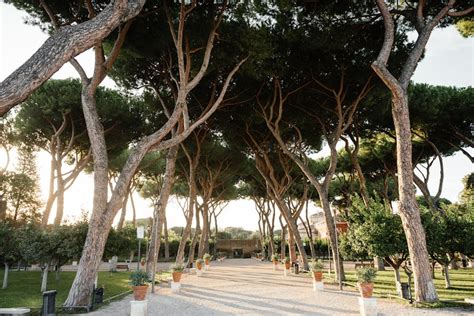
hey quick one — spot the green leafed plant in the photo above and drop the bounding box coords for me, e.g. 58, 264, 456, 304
308, 260, 324, 272
356, 267, 377, 283
170, 263, 185, 273
129, 270, 149, 286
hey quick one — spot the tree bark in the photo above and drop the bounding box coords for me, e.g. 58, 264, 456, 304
42, 157, 56, 227
443, 265, 451, 289
2, 263, 8, 289
0, 0, 146, 115
41, 264, 49, 292
199, 204, 210, 257
147, 145, 178, 277
117, 188, 130, 230
188, 208, 201, 264
54, 158, 65, 226
164, 216, 170, 261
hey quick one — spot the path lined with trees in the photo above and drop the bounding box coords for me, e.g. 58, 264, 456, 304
0, 0, 473, 310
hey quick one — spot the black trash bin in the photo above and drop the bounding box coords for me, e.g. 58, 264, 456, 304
41, 290, 57, 316
400, 282, 410, 300
294, 263, 299, 274
93, 287, 104, 304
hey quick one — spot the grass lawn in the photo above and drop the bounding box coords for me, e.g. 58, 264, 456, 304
0, 270, 132, 310
323, 267, 474, 306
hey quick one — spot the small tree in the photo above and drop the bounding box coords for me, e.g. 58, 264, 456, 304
0, 221, 20, 289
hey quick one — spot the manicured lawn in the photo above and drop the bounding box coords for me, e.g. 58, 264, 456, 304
0, 270, 132, 309
324, 268, 474, 304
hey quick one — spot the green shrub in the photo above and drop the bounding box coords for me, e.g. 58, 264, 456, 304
203, 253, 212, 260
169, 263, 184, 273
356, 267, 377, 283
129, 270, 149, 286
308, 259, 324, 272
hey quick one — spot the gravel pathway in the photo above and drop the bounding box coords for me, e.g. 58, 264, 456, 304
88, 259, 474, 316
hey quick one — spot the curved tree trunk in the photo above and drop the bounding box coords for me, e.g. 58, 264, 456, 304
147, 145, 178, 278
199, 204, 210, 257
41, 264, 49, 292
442, 265, 451, 289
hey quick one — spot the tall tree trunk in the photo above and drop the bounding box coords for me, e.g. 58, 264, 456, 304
288, 228, 296, 262
176, 193, 196, 263
392, 93, 437, 301
2, 263, 9, 289
188, 210, 201, 264
64, 87, 110, 307
199, 204, 210, 257
42, 157, 56, 227
54, 155, 65, 226
146, 145, 178, 277
164, 216, 169, 261
319, 191, 345, 281
130, 192, 137, 227
117, 189, 130, 230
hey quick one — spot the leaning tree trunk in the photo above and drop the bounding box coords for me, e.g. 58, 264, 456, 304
42, 157, 56, 227
392, 93, 437, 301
2, 263, 9, 289
63, 87, 110, 307
146, 145, 178, 276
117, 188, 130, 230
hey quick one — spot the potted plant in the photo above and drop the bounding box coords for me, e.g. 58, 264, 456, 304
284, 256, 291, 270
356, 267, 377, 298
170, 263, 185, 283
309, 260, 324, 282
203, 253, 212, 265
196, 259, 204, 271
272, 254, 279, 265
129, 270, 149, 301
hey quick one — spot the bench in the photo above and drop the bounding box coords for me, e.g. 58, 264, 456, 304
116, 264, 129, 271
354, 262, 374, 269
0, 308, 31, 315
465, 297, 474, 305
217, 256, 227, 262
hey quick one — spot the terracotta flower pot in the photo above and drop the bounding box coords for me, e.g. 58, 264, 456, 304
285, 262, 291, 270
312, 271, 323, 282
358, 282, 374, 298
205, 259, 210, 265
172, 271, 182, 283
133, 285, 148, 301
273, 260, 278, 265
197, 262, 203, 270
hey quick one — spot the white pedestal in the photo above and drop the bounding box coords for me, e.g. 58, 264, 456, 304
284, 269, 290, 276
171, 281, 181, 293
196, 269, 203, 276
312, 280, 324, 291
358, 297, 378, 316
130, 300, 148, 316
204, 264, 210, 271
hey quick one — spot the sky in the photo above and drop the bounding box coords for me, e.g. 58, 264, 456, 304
0, 3, 473, 230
